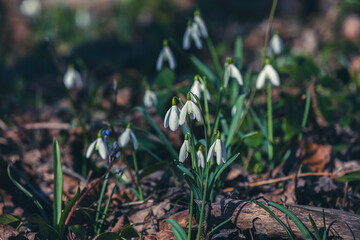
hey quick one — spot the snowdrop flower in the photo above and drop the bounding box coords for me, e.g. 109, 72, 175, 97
256, 60, 280, 89
179, 93, 202, 125
268, 32, 284, 55
179, 133, 191, 163
63, 66, 83, 89
223, 57, 243, 88
193, 10, 208, 38
183, 20, 203, 50
190, 76, 210, 101
118, 124, 139, 150
86, 134, 108, 160
144, 86, 158, 108
20, 0, 41, 17
156, 40, 176, 71
164, 97, 180, 131
206, 132, 227, 165
197, 146, 205, 168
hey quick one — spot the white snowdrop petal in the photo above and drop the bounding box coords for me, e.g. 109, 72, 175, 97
179, 141, 189, 163
194, 16, 208, 38
98, 139, 108, 160
169, 106, 180, 131
215, 140, 222, 165
256, 69, 267, 89
192, 33, 203, 49
164, 107, 172, 128
206, 142, 216, 162
265, 65, 280, 87
130, 131, 139, 150
190, 81, 201, 100
119, 129, 130, 147
183, 27, 191, 50
179, 102, 189, 125
86, 140, 97, 158
156, 49, 165, 71
164, 46, 176, 70
197, 151, 205, 168
230, 65, 243, 86
223, 66, 231, 88
191, 102, 202, 122
221, 141, 227, 163
150, 91, 158, 105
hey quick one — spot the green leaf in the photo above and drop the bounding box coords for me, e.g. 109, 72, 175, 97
308, 214, 321, 240
27, 214, 51, 239
58, 187, 80, 238
177, 165, 195, 180
226, 93, 247, 147
250, 200, 295, 240
206, 38, 223, 80
53, 138, 63, 229
267, 201, 312, 240
189, 55, 216, 84
120, 224, 141, 238
337, 172, 360, 182
184, 175, 202, 200
165, 219, 187, 240
205, 216, 233, 239
7, 165, 49, 225
133, 106, 178, 160
154, 68, 175, 88
234, 36, 243, 68
0, 214, 22, 229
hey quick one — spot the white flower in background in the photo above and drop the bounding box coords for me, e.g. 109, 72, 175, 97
86, 136, 108, 160
183, 21, 203, 50
268, 32, 284, 55
231, 105, 245, 118
190, 76, 210, 101
156, 40, 176, 71
197, 146, 205, 168
164, 97, 180, 131
63, 66, 83, 89
179, 93, 202, 125
118, 124, 139, 150
75, 9, 92, 29
144, 87, 158, 108
223, 57, 243, 88
256, 60, 280, 89
193, 10, 208, 38
206, 132, 227, 165
179, 133, 190, 163
20, 0, 41, 17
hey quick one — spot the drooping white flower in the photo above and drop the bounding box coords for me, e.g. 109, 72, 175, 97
190, 76, 210, 101
179, 93, 202, 125
256, 60, 280, 89
118, 124, 139, 150
193, 10, 208, 38
20, 0, 41, 17
144, 87, 158, 108
206, 132, 227, 165
63, 66, 83, 89
156, 40, 176, 71
86, 136, 108, 160
197, 146, 205, 168
75, 9, 92, 29
268, 33, 284, 55
183, 21, 203, 50
164, 97, 180, 131
223, 57, 243, 88
179, 133, 191, 163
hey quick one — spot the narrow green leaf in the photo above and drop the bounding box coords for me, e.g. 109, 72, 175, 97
120, 224, 141, 238
7, 165, 49, 225
58, 187, 80, 238
184, 175, 202, 200
250, 200, 295, 240
308, 214, 321, 240
133, 106, 178, 160
27, 214, 51, 239
0, 214, 21, 226
234, 36, 243, 68
165, 219, 187, 240
189, 55, 216, 84
267, 201, 312, 239
344, 222, 356, 240
337, 172, 360, 182
53, 138, 63, 229
96, 232, 121, 240
205, 216, 233, 239
226, 93, 247, 147
206, 38, 223, 80
177, 165, 195, 180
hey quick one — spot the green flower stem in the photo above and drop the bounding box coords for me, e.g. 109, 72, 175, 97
95, 172, 109, 233
97, 175, 121, 234
202, 78, 211, 145
267, 83, 273, 162
188, 191, 194, 240
132, 151, 144, 201
196, 163, 210, 240
206, 38, 223, 80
